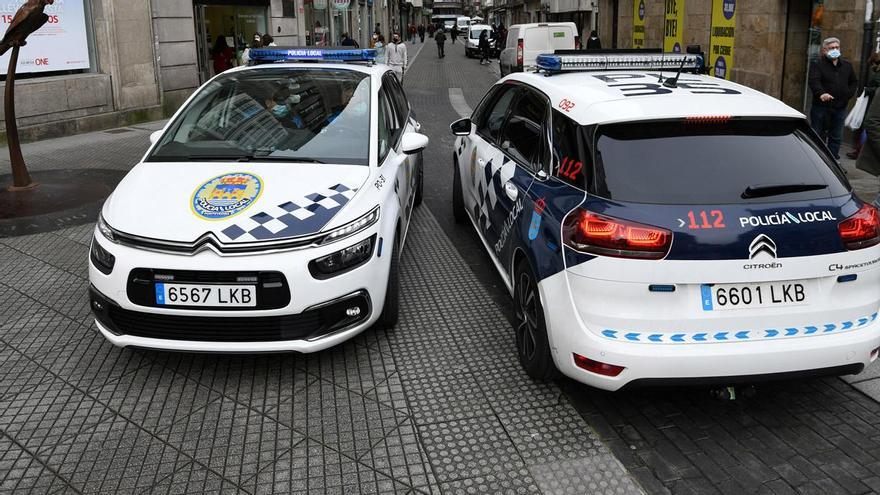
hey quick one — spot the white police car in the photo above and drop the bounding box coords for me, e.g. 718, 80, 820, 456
450, 51, 880, 390
89, 48, 428, 352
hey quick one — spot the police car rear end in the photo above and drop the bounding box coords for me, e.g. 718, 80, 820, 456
457, 52, 880, 391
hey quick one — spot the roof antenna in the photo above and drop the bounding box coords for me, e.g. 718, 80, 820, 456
662, 55, 688, 88
657, 50, 665, 83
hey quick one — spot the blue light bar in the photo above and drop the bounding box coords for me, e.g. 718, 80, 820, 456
536, 52, 703, 73
249, 47, 377, 64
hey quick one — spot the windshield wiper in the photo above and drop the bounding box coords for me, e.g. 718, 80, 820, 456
184, 154, 324, 164
741, 183, 828, 199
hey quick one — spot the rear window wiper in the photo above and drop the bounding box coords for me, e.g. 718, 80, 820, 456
741, 183, 828, 199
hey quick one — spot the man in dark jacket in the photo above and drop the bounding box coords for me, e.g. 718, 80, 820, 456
434, 28, 446, 58
808, 37, 858, 160
856, 82, 880, 207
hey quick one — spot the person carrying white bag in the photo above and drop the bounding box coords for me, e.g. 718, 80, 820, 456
847, 53, 880, 159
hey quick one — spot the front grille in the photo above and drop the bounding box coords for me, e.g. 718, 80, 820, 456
91, 286, 370, 343
127, 269, 290, 311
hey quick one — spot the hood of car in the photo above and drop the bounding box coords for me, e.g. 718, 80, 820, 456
103, 162, 369, 243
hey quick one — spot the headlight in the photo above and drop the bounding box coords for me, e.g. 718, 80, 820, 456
90, 236, 116, 275
97, 213, 116, 242
309, 235, 375, 279
319, 207, 380, 245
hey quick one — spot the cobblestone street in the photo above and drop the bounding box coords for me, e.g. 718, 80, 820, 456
1, 40, 880, 495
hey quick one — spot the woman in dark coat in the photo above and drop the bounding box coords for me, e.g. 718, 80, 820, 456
478, 30, 491, 65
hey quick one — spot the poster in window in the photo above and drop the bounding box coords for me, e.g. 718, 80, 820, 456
663, 0, 684, 53
632, 0, 645, 49
0, 0, 91, 75
709, 0, 735, 79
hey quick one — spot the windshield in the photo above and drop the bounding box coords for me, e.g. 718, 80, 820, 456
149, 69, 371, 166
592, 119, 849, 204
470, 29, 491, 39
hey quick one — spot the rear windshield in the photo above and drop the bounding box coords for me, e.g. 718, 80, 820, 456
592, 120, 849, 204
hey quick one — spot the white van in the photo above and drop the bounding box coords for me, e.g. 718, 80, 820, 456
499, 22, 579, 76
456, 17, 471, 32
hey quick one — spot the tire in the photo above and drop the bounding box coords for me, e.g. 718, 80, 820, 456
377, 235, 400, 329
452, 158, 466, 224
514, 259, 558, 380
414, 153, 424, 207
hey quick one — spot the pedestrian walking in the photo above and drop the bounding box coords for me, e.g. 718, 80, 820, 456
586, 30, 601, 50
374, 34, 387, 64
434, 28, 446, 58
451, 25, 459, 44
211, 35, 234, 74
856, 80, 880, 207
428, 23, 435, 37
387, 33, 408, 80
848, 53, 880, 159
809, 36, 858, 160
418, 24, 426, 43
240, 33, 262, 65
261, 34, 277, 47
478, 30, 491, 65
409, 24, 417, 44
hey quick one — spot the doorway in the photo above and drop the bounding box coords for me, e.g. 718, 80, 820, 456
195, 0, 270, 83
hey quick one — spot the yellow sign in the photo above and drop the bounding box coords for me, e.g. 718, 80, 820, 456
664, 0, 685, 52
633, 0, 646, 49
709, 0, 736, 79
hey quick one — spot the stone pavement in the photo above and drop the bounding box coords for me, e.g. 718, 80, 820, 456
0, 68, 642, 494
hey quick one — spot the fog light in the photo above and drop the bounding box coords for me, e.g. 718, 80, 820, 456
573, 353, 625, 377
346, 306, 361, 317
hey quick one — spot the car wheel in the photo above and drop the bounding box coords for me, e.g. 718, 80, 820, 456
414, 153, 424, 207
377, 234, 400, 329
514, 259, 558, 380
452, 158, 466, 224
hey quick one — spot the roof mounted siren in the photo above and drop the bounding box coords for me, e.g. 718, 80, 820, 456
535, 49, 703, 76
248, 47, 377, 66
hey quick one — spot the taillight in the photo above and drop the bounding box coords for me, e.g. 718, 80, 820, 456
573, 353, 625, 377
839, 203, 880, 250
574, 36, 580, 49
516, 39, 523, 67
563, 209, 672, 260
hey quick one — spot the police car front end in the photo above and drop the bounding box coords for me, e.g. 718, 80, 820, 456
542, 116, 880, 391
88, 48, 417, 352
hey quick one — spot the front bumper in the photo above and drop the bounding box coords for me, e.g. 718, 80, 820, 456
88, 227, 388, 352
539, 272, 880, 391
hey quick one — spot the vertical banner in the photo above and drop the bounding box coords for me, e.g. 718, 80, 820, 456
709, 0, 735, 79
663, 0, 684, 53
632, 0, 645, 49
0, 0, 91, 75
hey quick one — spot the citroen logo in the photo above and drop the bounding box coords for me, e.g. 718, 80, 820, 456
749, 234, 777, 259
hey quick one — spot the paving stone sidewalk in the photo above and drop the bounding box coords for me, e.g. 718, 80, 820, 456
0, 122, 643, 492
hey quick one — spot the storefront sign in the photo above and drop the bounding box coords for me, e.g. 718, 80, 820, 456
0, 0, 91, 75
632, 0, 645, 49
332, 0, 350, 10
709, 0, 735, 79
663, 0, 684, 53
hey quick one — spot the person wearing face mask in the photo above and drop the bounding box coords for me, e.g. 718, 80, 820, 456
386, 33, 408, 80
241, 33, 262, 65
808, 37, 858, 160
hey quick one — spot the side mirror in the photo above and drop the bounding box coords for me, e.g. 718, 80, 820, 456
149, 130, 163, 145
401, 132, 429, 155
450, 118, 472, 136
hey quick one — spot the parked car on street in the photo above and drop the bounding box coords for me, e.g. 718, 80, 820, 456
89, 48, 429, 353
451, 51, 880, 391
499, 22, 578, 76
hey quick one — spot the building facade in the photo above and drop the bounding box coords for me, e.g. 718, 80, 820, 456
0, 0, 420, 142
597, 0, 878, 113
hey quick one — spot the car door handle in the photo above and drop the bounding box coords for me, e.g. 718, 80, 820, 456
504, 181, 518, 201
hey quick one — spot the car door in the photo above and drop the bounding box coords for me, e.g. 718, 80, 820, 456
487, 86, 550, 274
378, 74, 414, 235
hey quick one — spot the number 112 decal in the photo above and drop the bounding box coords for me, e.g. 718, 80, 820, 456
686, 210, 725, 230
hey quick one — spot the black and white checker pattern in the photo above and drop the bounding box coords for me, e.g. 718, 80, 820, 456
221, 183, 358, 241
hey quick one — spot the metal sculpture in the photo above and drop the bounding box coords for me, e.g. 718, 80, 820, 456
1, 0, 55, 190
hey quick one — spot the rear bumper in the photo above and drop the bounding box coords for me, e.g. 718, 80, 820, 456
539, 272, 880, 391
